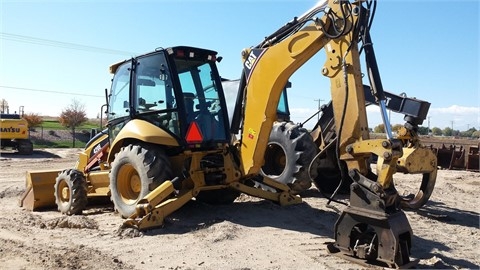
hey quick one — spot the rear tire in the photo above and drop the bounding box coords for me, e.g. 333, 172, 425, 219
260, 122, 317, 193
109, 144, 172, 218
54, 169, 88, 215
312, 146, 351, 195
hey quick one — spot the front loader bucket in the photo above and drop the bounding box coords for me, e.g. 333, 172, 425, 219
19, 170, 61, 210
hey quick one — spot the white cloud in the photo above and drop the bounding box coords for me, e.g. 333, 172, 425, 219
366, 105, 480, 130
290, 104, 480, 131
428, 105, 480, 130
430, 105, 480, 115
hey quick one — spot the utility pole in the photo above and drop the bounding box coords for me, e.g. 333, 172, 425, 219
428, 116, 431, 135
314, 99, 324, 120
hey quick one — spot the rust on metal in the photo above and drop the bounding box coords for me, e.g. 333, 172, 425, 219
427, 142, 479, 172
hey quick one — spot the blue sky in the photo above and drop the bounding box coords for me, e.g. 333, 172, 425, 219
1, 0, 479, 131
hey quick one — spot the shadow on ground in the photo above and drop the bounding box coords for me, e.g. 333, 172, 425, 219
408, 200, 479, 229
0, 150, 61, 159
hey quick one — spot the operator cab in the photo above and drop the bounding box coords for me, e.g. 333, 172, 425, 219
107, 46, 230, 148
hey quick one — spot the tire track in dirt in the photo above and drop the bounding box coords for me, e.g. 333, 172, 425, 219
0, 148, 479, 269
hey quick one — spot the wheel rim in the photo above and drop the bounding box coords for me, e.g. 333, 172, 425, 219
117, 164, 141, 205
262, 143, 286, 176
57, 179, 70, 205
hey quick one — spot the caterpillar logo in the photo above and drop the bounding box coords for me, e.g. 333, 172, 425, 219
244, 52, 257, 70
243, 48, 268, 82
385, 96, 392, 106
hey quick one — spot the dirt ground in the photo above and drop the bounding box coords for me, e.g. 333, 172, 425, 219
0, 148, 478, 270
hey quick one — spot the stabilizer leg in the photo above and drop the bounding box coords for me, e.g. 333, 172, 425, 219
123, 179, 194, 231
230, 177, 302, 206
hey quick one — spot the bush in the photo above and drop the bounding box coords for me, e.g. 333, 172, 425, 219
23, 113, 43, 129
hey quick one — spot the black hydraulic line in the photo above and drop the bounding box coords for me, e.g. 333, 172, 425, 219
258, 17, 301, 48
325, 2, 364, 206
367, 0, 377, 31
326, 58, 350, 207
363, 31, 385, 102
316, 4, 351, 39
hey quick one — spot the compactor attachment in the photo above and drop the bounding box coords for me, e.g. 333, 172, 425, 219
328, 172, 419, 269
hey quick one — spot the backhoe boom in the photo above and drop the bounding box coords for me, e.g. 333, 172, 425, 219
234, 0, 437, 267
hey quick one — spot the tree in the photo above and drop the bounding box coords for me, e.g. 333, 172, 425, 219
373, 123, 385, 133
460, 128, 477, 138
59, 99, 87, 147
443, 127, 453, 137
417, 126, 429, 135
431, 127, 442, 136
23, 113, 43, 130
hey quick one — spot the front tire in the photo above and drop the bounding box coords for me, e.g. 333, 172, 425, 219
109, 144, 172, 218
54, 169, 88, 215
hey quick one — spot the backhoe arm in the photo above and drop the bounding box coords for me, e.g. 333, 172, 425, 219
235, 0, 437, 267
238, 0, 370, 176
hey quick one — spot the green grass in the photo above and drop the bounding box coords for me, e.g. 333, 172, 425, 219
40, 120, 101, 130
31, 118, 96, 148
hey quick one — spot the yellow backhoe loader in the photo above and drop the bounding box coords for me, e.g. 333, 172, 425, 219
20, 0, 437, 268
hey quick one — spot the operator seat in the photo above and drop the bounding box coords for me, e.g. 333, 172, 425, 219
193, 101, 217, 141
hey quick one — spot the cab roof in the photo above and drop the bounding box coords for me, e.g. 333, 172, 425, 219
109, 46, 218, 74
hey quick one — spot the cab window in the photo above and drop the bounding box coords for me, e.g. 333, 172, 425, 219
109, 62, 131, 119
176, 60, 226, 141
134, 53, 179, 134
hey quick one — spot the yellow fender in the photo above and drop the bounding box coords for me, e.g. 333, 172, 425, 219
108, 119, 179, 162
